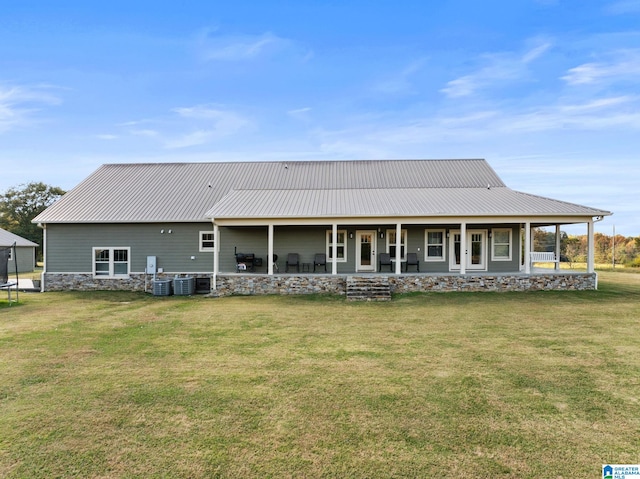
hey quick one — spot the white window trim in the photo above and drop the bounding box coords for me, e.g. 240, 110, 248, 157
425, 229, 446, 262
386, 229, 407, 261
326, 229, 347, 263
92, 247, 131, 278
199, 231, 215, 252
491, 228, 512, 262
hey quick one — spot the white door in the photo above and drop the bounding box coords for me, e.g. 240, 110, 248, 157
449, 230, 487, 271
356, 230, 376, 272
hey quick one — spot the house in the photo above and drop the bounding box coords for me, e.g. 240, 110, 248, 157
33, 159, 612, 295
0, 227, 38, 274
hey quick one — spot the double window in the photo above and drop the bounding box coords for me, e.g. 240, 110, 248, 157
93, 247, 130, 278
425, 229, 445, 261
326, 230, 347, 262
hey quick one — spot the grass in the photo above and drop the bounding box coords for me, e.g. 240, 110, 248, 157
1, 271, 639, 478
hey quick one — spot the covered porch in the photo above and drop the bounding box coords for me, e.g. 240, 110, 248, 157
208, 215, 604, 295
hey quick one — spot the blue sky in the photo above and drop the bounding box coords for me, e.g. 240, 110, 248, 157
1, 0, 638, 236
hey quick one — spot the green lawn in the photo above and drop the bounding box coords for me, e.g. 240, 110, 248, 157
1, 272, 639, 478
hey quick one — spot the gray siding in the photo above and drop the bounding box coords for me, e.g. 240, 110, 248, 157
8, 246, 36, 273
45, 223, 215, 274
45, 223, 525, 276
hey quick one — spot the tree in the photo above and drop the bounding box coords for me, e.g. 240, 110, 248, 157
563, 235, 586, 268
0, 182, 65, 260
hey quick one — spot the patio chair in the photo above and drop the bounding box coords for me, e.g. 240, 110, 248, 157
404, 252, 420, 272
379, 252, 392, 271
313, 253, 327, 272
285, 253, 300, 273
272, 254, 279, 272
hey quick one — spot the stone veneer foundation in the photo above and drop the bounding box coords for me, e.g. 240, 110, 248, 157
42, 272, 597, 295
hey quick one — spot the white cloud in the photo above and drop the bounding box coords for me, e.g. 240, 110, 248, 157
164, 105, 249, 148
97, 134, 118, 140
196, 29, 305, 62
0, 84, 61, 133
372, 58, 427, 95
164, 130, 216, 149
130, 129, 159, 137
441, 40, 552, 98
287, 107, 312, 121
561, 49, 640, 85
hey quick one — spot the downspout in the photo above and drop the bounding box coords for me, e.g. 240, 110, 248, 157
38, 222, 46, 292
212, 220, 218, 292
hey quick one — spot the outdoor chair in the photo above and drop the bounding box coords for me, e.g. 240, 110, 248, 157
379, 252, 392, 271
313, 253, 327, 272
404, 252, 420, 272
285, 253, 300, 273
272, 254, 279, 272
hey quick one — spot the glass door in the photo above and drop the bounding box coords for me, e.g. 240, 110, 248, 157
449, 230, 487, 271
356, 231, 376, 272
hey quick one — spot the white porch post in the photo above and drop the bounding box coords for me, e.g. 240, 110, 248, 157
587, 220, 595, 273
460, 222, 467, 275
395, 223, 402, 274
268, 224, 274, 275
524, 222, 531, 274
212, 222, 219, 291
332, 223, 338, 275
555, 224, 561, 271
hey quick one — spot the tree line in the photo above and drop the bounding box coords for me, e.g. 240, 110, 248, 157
533, 228, 640, 268
0, 183, 66, 261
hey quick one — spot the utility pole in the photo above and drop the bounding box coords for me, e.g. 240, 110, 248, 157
612, 225, 615, 269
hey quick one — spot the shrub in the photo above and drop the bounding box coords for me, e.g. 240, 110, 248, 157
627, 256, 640, 268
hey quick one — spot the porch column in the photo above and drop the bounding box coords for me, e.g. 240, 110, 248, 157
332, 223, 338, 275
395, 223, 402, 275
212, 222, 219, 291
555, 224, 561, 271
587, 220, 595, 273
524, 222, 531, 274
267, 224, 274, 275
460, 222, 467, 275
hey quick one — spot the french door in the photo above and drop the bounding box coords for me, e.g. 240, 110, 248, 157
356, 230, 376, 272
449, 230, 487, 271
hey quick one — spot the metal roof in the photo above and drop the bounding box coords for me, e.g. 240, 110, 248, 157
0, 228, 38, 247
33, 159, 611, 223
207, 187, 611, 219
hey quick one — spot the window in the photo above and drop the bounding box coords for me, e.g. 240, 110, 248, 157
326, 230, 347, 262
93, 247, 130, 278
492, 228, 512, 261
425, 229, 445, 261
199, 231, 215, 252
386, 229, 407, 260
